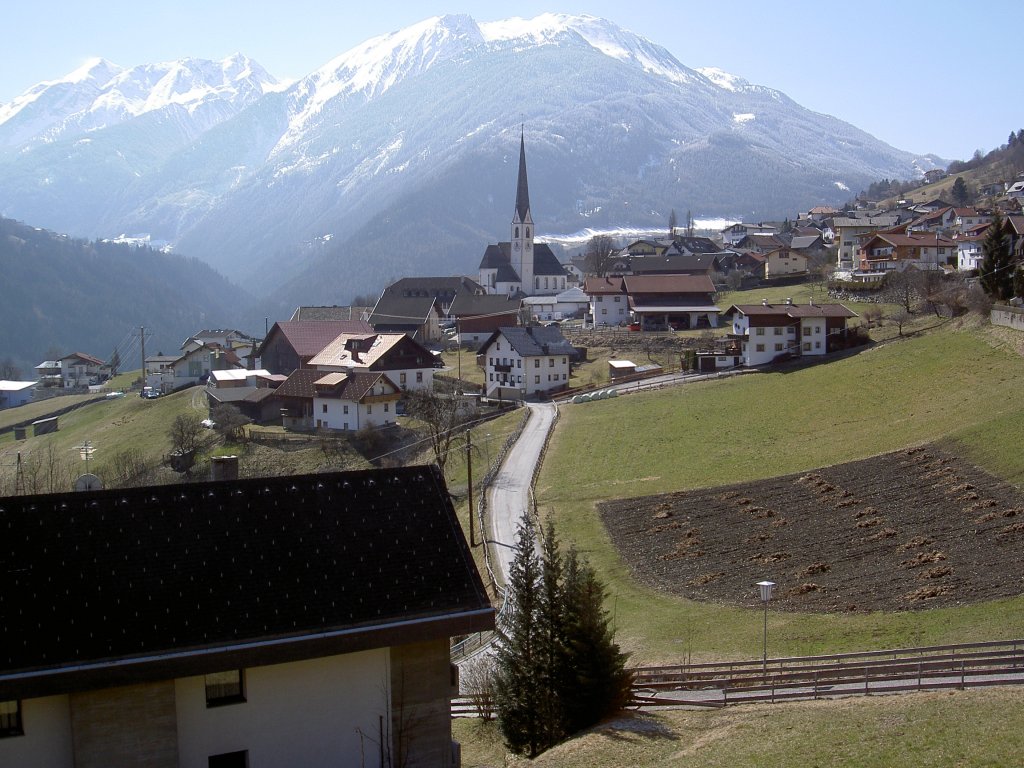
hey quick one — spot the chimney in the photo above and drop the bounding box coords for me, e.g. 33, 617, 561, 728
211, 455, 239, 482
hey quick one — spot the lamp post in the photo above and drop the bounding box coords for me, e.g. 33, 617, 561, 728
757, 580, 775, 678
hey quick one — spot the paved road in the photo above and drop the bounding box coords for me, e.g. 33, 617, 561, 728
484, 401, 557, 588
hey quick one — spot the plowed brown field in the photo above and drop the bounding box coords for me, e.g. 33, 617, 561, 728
598, 446, 1024, 612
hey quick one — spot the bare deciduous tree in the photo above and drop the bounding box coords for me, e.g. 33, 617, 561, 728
403, 389, 464, 474
584, 235, 618, 277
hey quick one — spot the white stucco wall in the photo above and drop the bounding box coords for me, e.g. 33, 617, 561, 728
0, 695, 74, 768
591, 294, 628, 325
175, 648, 390, 768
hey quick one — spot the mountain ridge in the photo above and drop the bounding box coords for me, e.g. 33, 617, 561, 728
0, 13, 942, 304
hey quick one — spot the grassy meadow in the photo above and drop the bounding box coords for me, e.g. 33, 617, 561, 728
536, 322, 1024, 664
455, 686, 1024, 767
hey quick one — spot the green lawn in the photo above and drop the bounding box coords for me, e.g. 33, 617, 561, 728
455, 687, 1024, 767
536, 324, 1024, 664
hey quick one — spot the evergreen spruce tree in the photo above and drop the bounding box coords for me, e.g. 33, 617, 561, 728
1014, 265, 1024, 302
951, 176, 970, 207
668, 208, 678, 238
559, 547, 633, 734
537, 522, 567, 746
493, 515, 545, 757
980, 213, 1013, 300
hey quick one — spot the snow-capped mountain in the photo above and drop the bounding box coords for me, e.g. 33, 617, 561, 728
0, 14, 940, 304
0, 54, 280, 150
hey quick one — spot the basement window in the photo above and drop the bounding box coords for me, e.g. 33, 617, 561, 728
0, 700, 23, 738
205, 670, 246, 707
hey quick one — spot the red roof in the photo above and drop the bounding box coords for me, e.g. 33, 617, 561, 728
268, 320, 373, 358
623, 274, 716, 294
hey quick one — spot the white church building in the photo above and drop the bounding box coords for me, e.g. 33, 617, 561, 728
478, 132, 568, 298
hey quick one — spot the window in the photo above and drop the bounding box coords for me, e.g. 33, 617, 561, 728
549, 358, 555, 367
562, 357, 567, 364
614, 296, 621, 302
343, 405, 349, 414
774, 328, 782, 335
205, 670, 245, 707
803, 342, 812, 352
755, 344, 765, 352
815, 341, 822, 349
755, 328, 765, 336
384, 403, 389, 412
517, 359, 521, 368
534, 375, 540, 384
787, 327, 795, 334
775, 343, 783, 351
209, 751, 249, 768
0, 700, 22, 738
803, 326, 811, 335
322, 403, 327, 413
601, 308, 607, 315
815, 327, 821, 334
400, 372, 407, 384
367, 404, 372, 415
562, 374, 567, 380
534, 359, 540, 368
415, 371, 423, 383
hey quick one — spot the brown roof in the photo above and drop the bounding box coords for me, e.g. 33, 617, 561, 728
61, 352, 105, 366
266, 320, 373, 358
315, 371, 399, 402
725, 302, 857, 319
582, 276, 625, 294
274, 368, 322, 399
622, 274, 716, 294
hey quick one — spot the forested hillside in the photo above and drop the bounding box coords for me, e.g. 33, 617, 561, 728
0, 217, 253, 375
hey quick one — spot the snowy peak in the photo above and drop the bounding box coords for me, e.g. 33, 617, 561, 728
0, 54, 278, 149
480, 13, 693, 84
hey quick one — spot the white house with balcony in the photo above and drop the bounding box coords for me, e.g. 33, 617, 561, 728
723, 299, 858, 367
478, 326, 575, 400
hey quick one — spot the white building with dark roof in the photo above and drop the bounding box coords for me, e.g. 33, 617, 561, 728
478, 132, 567, 298
477, 325, 575, 400
0, 467, 493, 767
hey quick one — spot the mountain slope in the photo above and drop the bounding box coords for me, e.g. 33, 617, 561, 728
0, 217, 255, 373
0, 14, 941, 302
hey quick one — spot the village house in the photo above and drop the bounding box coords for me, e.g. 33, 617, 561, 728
0, 380, 36, 409
720, 222, 778, 247
478, 133, 568, 298
583, 274, 720, 330
858, 231, 956, 272
832, 214, 902, 272
257, 320, 373, 376
478, 325, 575, 400
312, 371, 402, 431
521, 286, 589, 323
447, 293, 523, 345
722, 299, 858, 367
307, 332, 440, 392
58, 352, 105, 389
763, 247, 809, 279
0, 467, 493, 768
33, 361, 62, 388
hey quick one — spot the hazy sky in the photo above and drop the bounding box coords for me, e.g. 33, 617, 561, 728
4, 1, 1021, 161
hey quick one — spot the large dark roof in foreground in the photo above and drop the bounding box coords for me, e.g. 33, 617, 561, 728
0, 466, 491, 689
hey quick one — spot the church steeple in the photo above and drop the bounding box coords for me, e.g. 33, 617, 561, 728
511, 126, 535, 293
515, 128, 531, 223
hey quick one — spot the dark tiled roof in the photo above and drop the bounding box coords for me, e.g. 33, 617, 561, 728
315, 371, 397, 401
515, 132, 531, 222
478, 242, 564, 278
672, 236, 721, 254
622, 274, 717, 294
448, 293, 522, 317
289, 306, 365, 321
481, 326, 575, 357
274, 368, 323, 399
0, 467, 492, 687
628, 254, 720, 275
368, 293, 439, 328
384, 276, 483, 300
725, 302, 858, 319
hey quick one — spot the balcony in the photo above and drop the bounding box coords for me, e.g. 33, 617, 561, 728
493, 364, 512, 373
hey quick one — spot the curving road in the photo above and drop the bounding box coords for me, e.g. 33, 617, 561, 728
485, 401, 556, 588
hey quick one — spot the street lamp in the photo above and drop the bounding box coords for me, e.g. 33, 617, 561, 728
757, 580, 775, 678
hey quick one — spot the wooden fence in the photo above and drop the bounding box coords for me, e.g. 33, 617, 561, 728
454, 638, 1024, 717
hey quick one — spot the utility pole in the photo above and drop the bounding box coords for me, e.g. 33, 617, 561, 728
465, 430, 474, 547
139, 326, 146, 391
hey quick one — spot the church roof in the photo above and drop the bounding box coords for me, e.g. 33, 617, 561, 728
478, 242, 564, 279
515, 131, 530, 222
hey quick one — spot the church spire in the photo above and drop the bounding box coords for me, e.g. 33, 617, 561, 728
514, 126, 530, 223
